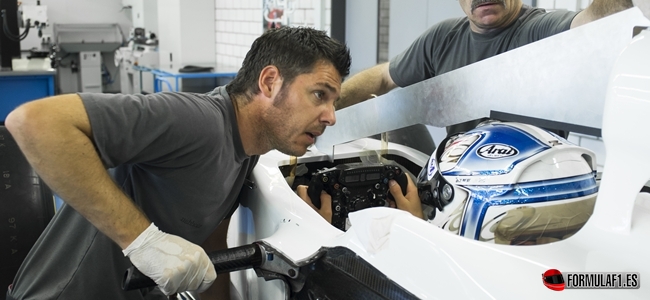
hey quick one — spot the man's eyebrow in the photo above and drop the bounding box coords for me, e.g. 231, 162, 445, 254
315, 82, 338, 94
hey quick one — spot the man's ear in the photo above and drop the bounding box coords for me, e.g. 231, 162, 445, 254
258, 65, 283, 99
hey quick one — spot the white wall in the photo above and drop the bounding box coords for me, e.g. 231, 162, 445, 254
157, 0, 215, 66
345, 0, 377, 76
215, 0, 332, 68
181, 0, 216, 65
215, 0, 263, 68
122, 0, 158, 33
156, 0, 183, 65
388, 0, 464, 59
142, 0, 159, 36
123, 0, 158, 35
123, 0, 145, 29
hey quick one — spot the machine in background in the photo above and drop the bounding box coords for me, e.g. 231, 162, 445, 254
115, 27, 159, 94
51, 23, 124, 93
1, 1, 51, 71
0, 1, 55, 122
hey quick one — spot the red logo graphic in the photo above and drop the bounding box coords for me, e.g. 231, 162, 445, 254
543, 269, 565, 291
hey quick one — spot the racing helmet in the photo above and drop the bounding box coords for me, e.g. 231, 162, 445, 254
417, 121, 598, 245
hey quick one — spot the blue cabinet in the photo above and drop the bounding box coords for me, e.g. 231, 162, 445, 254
0, 71, 56, 122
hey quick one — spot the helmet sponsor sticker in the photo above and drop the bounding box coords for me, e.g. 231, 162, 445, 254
427, 152, 437, 180
476, 144, 519, 159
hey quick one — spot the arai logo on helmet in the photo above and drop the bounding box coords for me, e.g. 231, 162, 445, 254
476, 144, 519, 159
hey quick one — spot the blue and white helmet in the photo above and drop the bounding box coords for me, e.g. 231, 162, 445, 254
416, 121, 598, 245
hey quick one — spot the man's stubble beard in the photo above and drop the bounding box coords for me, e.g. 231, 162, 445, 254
261, 87, 308, 156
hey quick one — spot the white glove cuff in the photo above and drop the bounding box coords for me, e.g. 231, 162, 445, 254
122, 222, 159, 256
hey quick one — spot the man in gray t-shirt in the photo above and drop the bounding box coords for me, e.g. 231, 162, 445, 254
337, 0, 635, 155
5, 27, 351, 300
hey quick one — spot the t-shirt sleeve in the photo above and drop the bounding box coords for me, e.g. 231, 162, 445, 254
516, 10, 578, 43
79, 92, 224, 169
389, 21, 452, 88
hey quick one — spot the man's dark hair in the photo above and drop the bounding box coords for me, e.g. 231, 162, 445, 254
226, 27, 351, 99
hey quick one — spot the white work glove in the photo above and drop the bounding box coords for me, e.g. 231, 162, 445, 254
122, 223, 216, 295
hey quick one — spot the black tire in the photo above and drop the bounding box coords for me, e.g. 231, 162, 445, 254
0, 125, 55, 298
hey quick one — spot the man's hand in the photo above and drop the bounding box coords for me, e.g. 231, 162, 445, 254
388, 175, 425, 219
123, 223, 217, 295
296, 185, 333, 222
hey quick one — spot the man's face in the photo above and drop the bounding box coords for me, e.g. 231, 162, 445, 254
459, 0, 523, 32
261, 61, 341, 156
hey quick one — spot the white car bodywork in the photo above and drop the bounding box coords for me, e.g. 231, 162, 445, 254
227, 11, 650, 300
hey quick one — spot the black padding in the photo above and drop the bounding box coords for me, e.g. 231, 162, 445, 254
294, 247, 419, 300
0, 126, 55, 297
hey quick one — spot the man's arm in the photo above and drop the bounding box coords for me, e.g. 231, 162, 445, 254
336, 62, 398, 110
5, 94, 150, 248
571, 0, 634, 28
6, 94, 216, 294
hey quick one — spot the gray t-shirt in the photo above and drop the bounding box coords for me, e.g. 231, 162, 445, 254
389, 5, 577, 135
7, 87, 259, 300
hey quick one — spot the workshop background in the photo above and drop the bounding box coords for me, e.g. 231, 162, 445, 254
0, 1, 604, 299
